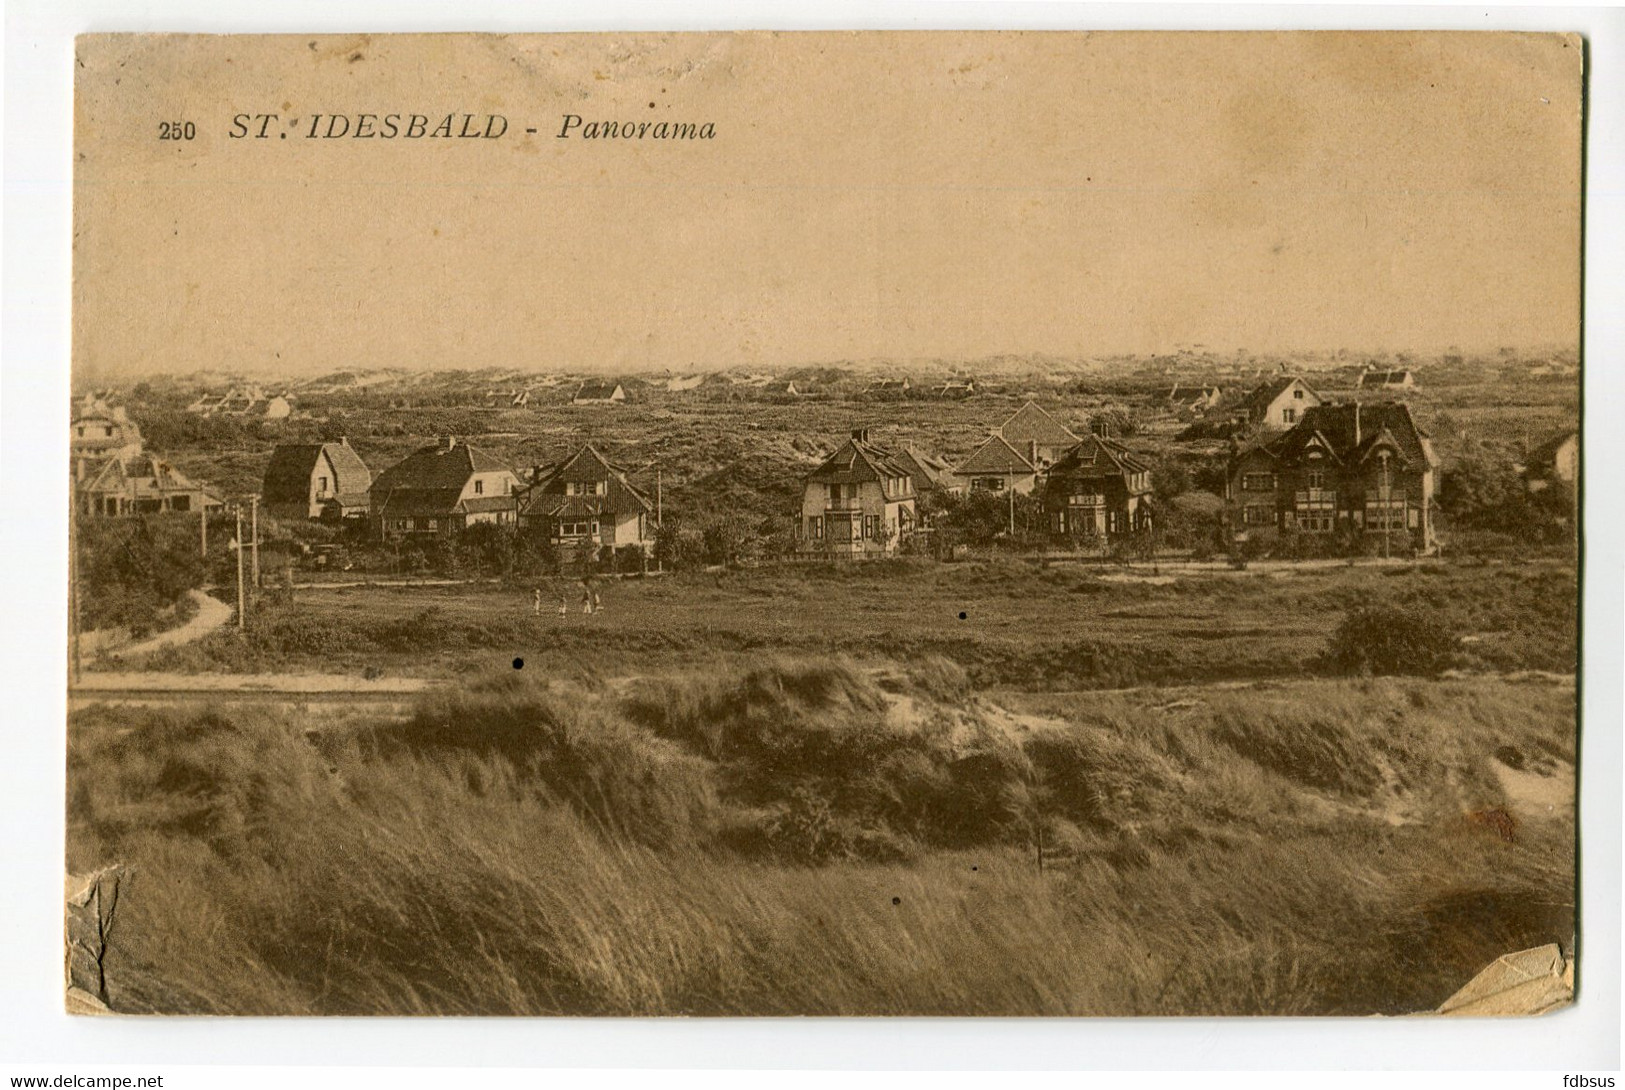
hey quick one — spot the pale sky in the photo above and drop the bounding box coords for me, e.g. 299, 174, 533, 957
73, 31, 1583, 380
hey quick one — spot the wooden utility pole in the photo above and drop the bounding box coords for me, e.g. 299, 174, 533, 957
1008, 476, 1015, 535
234, 506, 246, 631
199, 502, 207, 557
249, 495, 260, 587
1380, 453, 1392, 561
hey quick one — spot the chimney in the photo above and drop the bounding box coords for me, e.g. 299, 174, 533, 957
441, 436, 457, 451
851, 427, 869, 443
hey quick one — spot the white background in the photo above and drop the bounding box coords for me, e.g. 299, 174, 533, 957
3, 0, 1620, 1079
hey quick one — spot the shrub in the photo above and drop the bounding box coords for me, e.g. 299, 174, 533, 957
1322, 605, 1458, 677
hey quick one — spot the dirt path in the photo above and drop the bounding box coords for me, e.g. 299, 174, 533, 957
85, 590, 234, 661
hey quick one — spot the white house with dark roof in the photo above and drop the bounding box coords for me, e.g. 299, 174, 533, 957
1359, 368, 1417, 392
1157, 384, 1224, 415
369, 437, 520, 536
186, 386, 292, 419
518, 444, 656, 554
798, 428, 917, 556
262, 439, 373, 521
1237, 377, 1321, 430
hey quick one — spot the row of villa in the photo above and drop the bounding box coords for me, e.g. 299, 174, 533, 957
796, 388, 1448, 556
260, 437, 657, 554
72, 376, 1563, 559
797, 404, 1158, 556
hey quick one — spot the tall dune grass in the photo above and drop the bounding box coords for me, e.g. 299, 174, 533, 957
67, 663, 1575, 1016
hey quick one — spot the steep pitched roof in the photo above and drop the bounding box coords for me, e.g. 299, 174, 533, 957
889, 446, 955, 490
1259, 403, 1435, 469
1238, 377, 1313, 418
83, 453, 221, 502
806, 437, 914, 486
1048, 435, 1152, 477
574, 381, 624, 401
371, 439, 512, 495
323, 440, 373, 492
521, 444, 654, 519
262, 441, 374, 506
956, 434, 1037, 476
998, 402, 1079, 449
262, 445, 325, 504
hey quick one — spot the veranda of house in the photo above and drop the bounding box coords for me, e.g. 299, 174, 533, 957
1045, 472, 1152, 536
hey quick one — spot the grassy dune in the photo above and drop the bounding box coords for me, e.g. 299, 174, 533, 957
68, 659, 1574, 1016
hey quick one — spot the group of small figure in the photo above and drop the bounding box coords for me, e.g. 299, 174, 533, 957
533, 578, 603, 617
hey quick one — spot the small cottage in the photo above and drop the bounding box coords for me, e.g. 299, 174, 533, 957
573, 381, 627, 405
262, 439, 374, 521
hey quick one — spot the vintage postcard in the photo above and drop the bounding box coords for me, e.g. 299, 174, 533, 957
67, 31, 1581, 1016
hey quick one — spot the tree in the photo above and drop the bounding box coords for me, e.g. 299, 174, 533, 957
457, 522, 518, 577
1439, 450, 1524, 529
76, 514, 208, 635
933, 489, 1041, 549
700, 514, 753, 567
653, 518, 687, 569
1151, 458, 1191, 502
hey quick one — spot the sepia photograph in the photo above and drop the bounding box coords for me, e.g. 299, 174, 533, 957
61, 29, 1583, 1019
